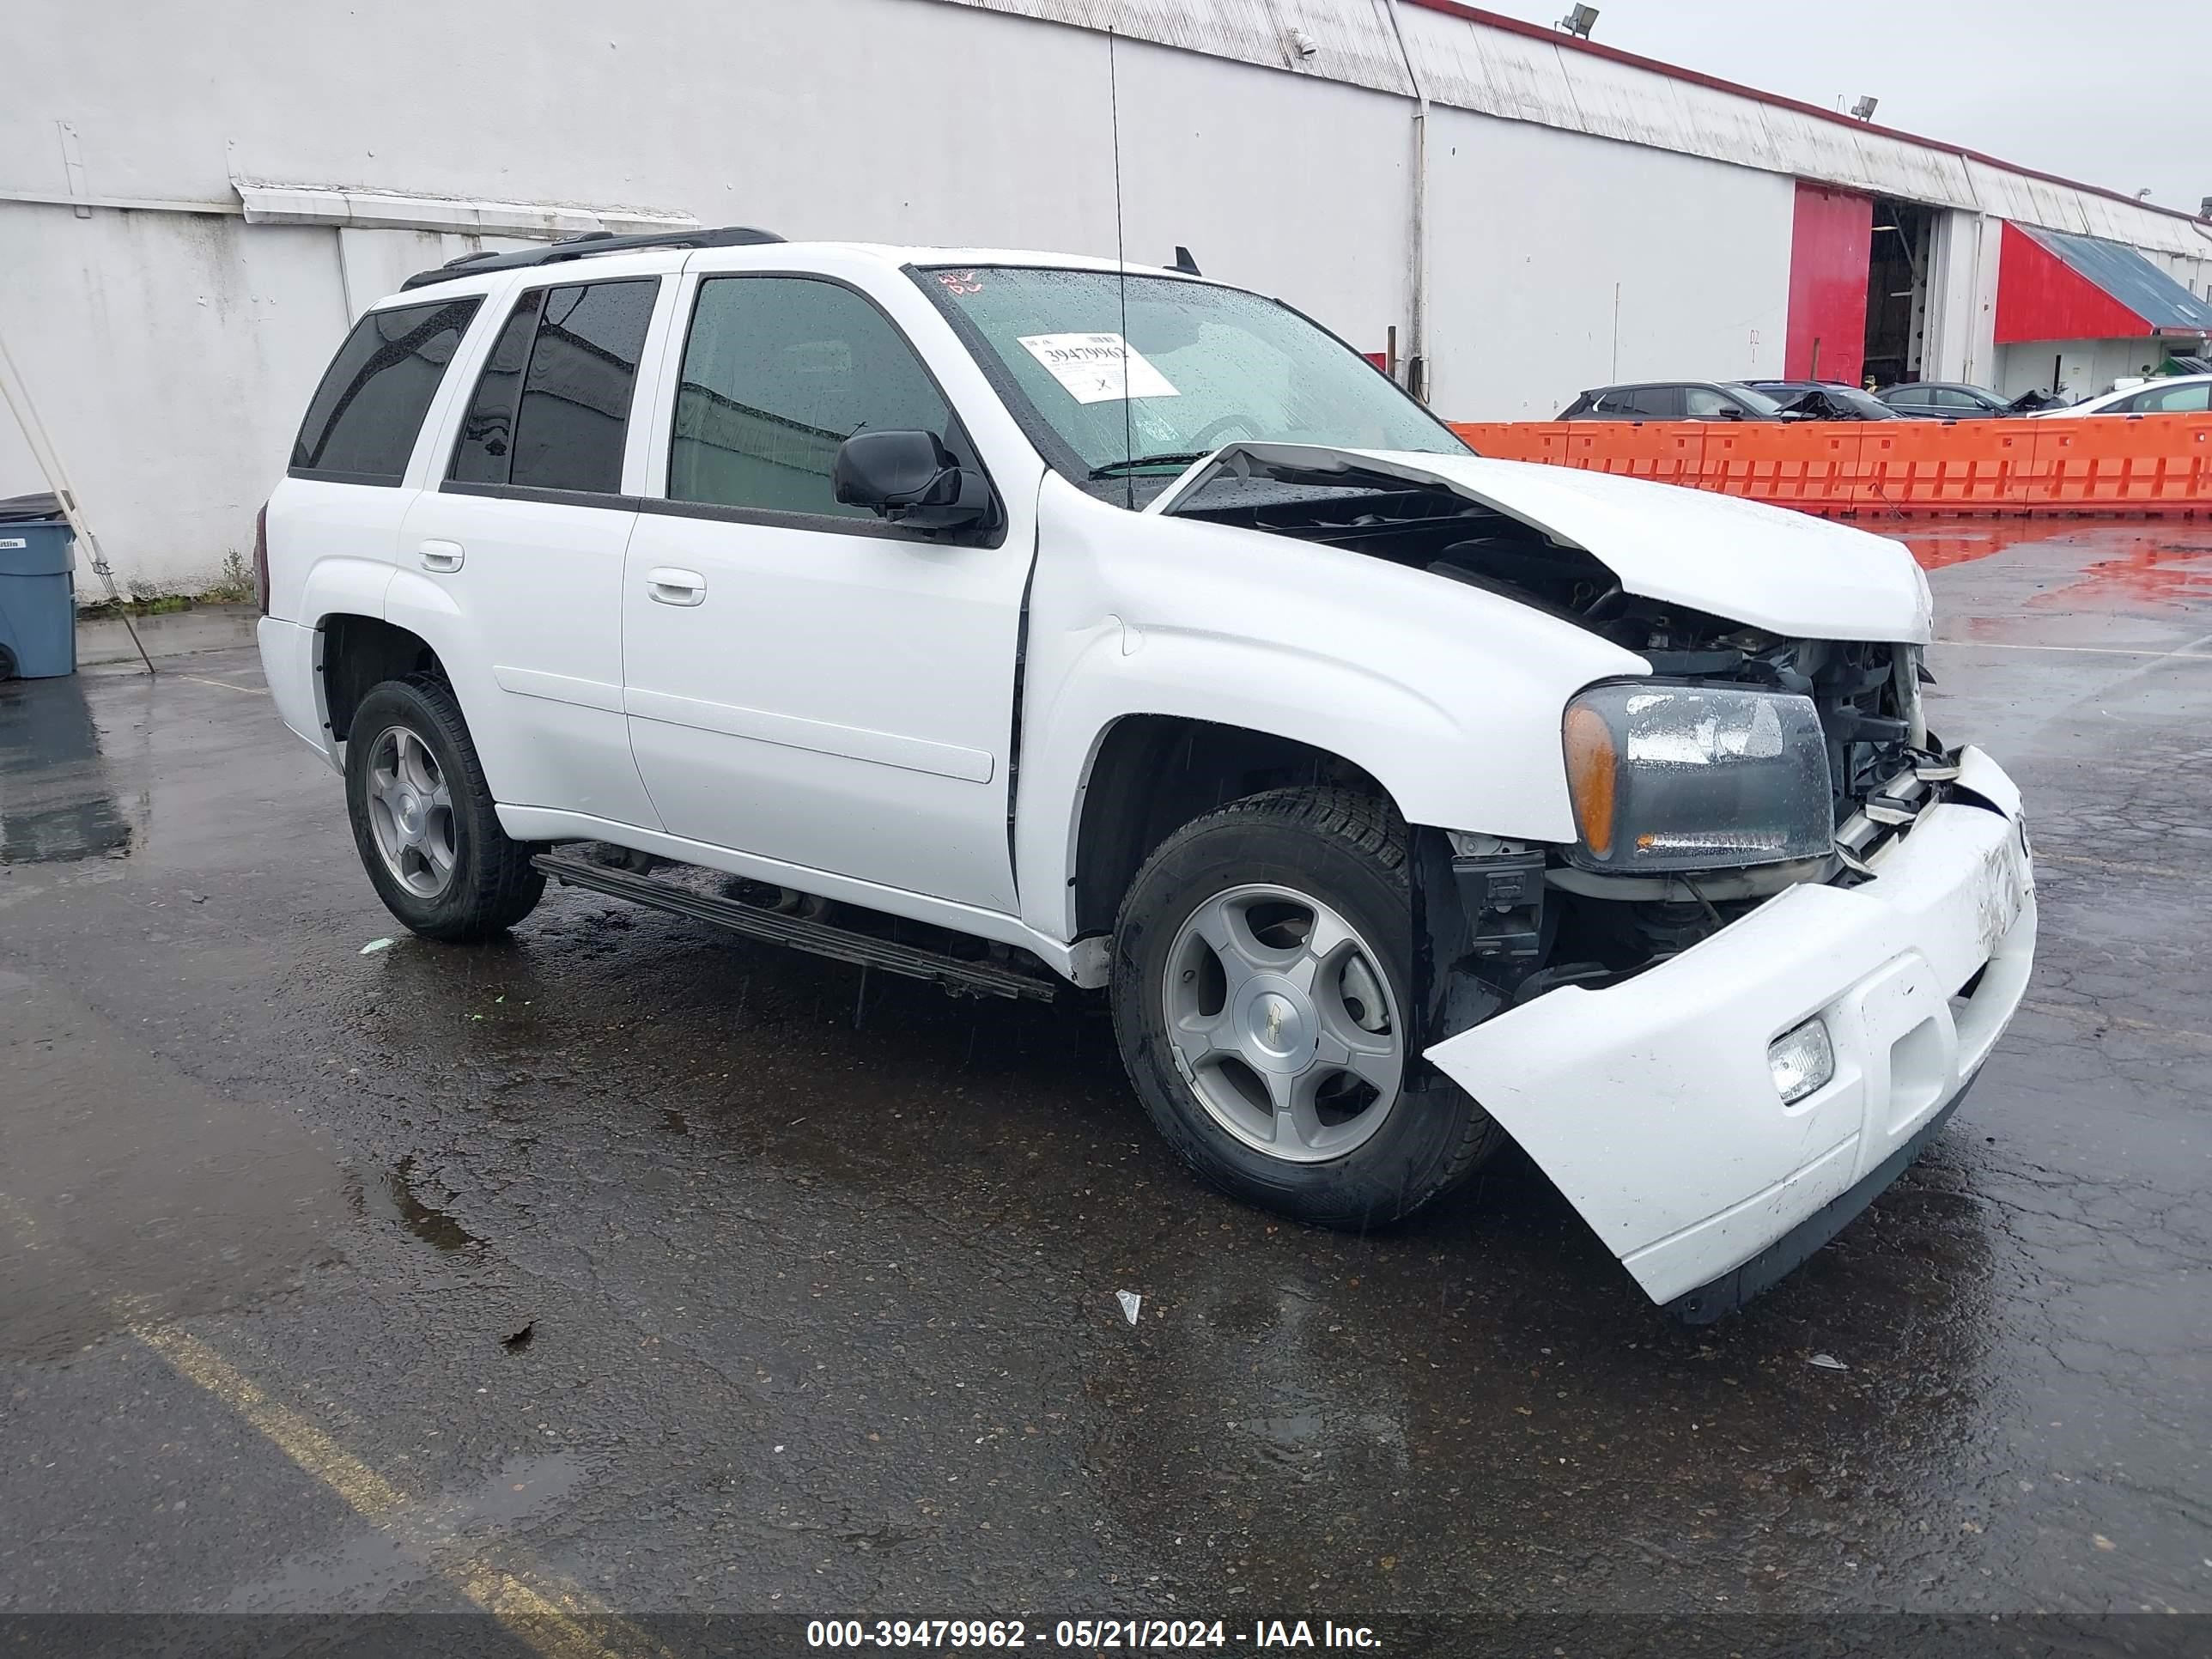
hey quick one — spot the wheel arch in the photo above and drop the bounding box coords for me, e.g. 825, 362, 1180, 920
317, 612, 447, 744
1066, 714, 1395, 939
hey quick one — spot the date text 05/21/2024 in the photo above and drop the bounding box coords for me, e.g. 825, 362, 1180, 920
805, 1619, 1382, 1650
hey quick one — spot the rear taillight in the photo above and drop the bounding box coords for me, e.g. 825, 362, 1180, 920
252, 502, 270, 616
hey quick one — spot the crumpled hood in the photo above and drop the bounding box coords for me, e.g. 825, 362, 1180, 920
1151, 444, 1934, 643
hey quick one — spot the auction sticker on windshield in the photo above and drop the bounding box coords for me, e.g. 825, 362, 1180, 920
1017, 332, 1180, 404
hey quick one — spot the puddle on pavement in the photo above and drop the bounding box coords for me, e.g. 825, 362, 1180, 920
1902, 520, 2212, 586
2044, 534, 2212, 607
1, 972, 353, 1361
0, 676, 131, 863
1903, 525, 2008, 570
356, 1158, 483, 1255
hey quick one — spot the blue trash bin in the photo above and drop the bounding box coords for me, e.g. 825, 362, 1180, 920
0, 520, 78, 680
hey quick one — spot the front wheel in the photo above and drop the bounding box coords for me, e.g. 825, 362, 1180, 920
344, 675, 544, 941
1111, 787, 1502, 1228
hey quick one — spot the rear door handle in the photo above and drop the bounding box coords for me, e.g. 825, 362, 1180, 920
419, 538, 465, 573
647, 567, 706, 607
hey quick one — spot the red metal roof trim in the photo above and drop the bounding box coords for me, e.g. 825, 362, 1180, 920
1993, 222, 2155, 344
1402, 0, 2212, 230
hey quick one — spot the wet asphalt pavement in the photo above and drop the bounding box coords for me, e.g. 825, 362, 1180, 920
2, 520, 2209, 1648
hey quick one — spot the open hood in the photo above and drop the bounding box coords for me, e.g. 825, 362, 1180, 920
1148, 444, 1933, 644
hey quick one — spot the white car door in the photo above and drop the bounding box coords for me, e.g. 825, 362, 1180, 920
279, 289, 486, 604
620, 268, 1033, 913
395, 273, 674, 828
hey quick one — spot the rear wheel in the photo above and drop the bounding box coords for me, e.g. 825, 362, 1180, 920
344, 675, 543, 940
1111, 787, 1502, 1228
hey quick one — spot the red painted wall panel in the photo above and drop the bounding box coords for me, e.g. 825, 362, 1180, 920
1993, 221, 2151, 344
1785, 183, 1873, 382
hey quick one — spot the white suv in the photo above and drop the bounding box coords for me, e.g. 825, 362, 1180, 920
256, 228, 2036, 1320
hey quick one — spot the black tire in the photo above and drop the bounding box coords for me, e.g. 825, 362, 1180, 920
1111, 787, 1503, 1229
344, 674, 544, 941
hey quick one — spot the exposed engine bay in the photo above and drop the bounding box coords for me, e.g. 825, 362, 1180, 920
1173, 459, 1955, 1017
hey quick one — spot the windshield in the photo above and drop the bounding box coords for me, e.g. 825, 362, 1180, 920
1818, 386, 1896, 419
1728, 384, 1788, 416
916, 266, 1467, 503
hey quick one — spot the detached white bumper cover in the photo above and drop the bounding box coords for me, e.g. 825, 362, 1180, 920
1425, 748, 2034, 1318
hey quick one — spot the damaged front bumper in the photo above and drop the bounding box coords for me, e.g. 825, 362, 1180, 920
1424, 747, 2034, 1320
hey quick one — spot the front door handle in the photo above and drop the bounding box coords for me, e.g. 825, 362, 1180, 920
647, 567, 707, 607
419, 539, 465, 573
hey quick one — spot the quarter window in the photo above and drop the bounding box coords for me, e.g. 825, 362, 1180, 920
291, 297, 482, 484
669, 276, 953, 520
449, 278, 658, 495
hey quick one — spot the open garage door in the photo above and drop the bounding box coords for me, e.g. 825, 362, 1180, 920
1863, 198, 1935, 388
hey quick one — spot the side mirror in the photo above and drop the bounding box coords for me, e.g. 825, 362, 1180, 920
832, 430, 991, 532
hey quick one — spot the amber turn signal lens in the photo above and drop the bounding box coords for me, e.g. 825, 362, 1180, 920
1564, 702, 1618, 859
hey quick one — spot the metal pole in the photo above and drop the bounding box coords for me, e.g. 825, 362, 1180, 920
1382, 0, 1431, 400
0, 325, 154, 674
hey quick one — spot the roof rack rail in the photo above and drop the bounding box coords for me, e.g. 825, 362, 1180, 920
399, 225, 786, 290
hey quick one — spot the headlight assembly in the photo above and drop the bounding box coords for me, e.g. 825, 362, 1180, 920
1561, 682, 1833, 872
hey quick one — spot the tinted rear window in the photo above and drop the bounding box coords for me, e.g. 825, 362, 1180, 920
509, 279, 658, 494
1602, 386, 1680, 418
290, 297, 482, 484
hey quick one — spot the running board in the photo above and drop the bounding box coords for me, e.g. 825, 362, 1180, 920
531, 852, 1059, 1001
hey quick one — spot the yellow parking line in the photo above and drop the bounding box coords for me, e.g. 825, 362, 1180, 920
0, 1197, 662, 1659
174, 674, 270, 696
131, 1323, 410, 1518
127, 1321, 671, 1659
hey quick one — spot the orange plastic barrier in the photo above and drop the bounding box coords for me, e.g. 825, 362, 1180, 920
1703, 423, 1870, 510
1446, 413, 2212, 518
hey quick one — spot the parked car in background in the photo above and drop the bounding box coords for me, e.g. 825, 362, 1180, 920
2029, 373, 2212, 417
1556, 381, 1785, 421
1877, 382, 2030, 419
1737, 381, 1901, 421
255, 228, 2034, 1321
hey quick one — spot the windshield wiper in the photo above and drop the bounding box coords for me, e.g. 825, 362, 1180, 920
1088, 451, 1210, 479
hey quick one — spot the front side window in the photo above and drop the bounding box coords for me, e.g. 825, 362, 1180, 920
669, 276, 954, 520
291, 296, 481, 483
1723, 385, 1785, 418
1682, 386, 1733, 418
917, 266, 1462, 503
1607, 386, 1682, 419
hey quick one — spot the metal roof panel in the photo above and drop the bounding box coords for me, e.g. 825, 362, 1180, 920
2019, 225, 2212, 332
